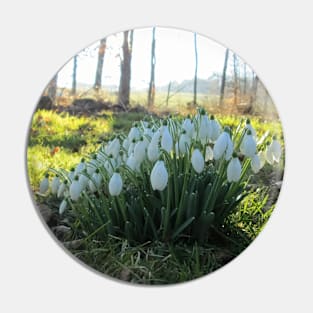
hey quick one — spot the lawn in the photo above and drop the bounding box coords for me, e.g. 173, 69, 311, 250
27, 108, 284, 284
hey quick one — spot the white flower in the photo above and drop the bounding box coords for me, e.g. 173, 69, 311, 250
39, 175, 49, 193
147, 141, 160, 162
150, 160, 168, 191
227, 156, 242, 182
208, 116, 221, 142
240, 131, 257, 157
68, 168, 75, 180
128, 141, 136, 156
245, 119, 257, 139
213, 129, 233, 160
51, 176, 60, 195
143, 126, 154, 139
251, 154, 261, 173
205, 145, 214, 162
107, 138, 120, 159
122, 138, 130, 151
70, 178, 82, 201
198, 114, 210, 144
59, 199, 67, 215
109, 172, 123, 196
178, 133, 191, 154
75, 159, 86, 175
57, 181, 67, 198
269, 138, 281, 162
191, 149, 205, 174
126, 153, 140, 172
182, 118, 194, 137
128, 125, 141, 142
161, 126, 173, 153
88, 170, 102, 193
134, 138, 147, 163
78, 172, 89, 190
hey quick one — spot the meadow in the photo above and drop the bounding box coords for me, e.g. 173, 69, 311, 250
27, 104, 284, 284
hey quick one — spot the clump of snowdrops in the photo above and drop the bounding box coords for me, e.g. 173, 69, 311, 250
39, 109, 282, 243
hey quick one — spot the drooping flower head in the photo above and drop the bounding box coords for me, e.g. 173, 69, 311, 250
213, 127, 233, 160
227, 152, 242, 182
191, 148, 205, 174
109, 171, 123, 196
150, 160, 168, 191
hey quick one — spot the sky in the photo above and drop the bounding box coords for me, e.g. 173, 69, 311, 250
57, 27, 250, 90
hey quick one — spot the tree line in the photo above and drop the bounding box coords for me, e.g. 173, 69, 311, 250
44, 28, 267, 111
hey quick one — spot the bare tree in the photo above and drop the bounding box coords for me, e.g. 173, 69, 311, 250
148, 27, 156, 107
243, 63, 247, 96
71, 55, 78, 96
166, 81, 172, 106
94, 38, 107, 91
47, 74, 58, 105
250, 73, 259, 106
233, 53, 239, 105
193, 33, 198, 106
118, 30, 134, 108
219, 48, 229, 106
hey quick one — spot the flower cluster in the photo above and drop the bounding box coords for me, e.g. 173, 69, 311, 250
39, 110, 282, 243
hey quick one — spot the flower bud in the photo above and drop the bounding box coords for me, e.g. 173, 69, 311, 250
150, 160, 168, 191
51, 175, 60, 195
109, 172, 123, 196
70, 177, 82, 201
59, 199, 67, 215
227, 157, 242, 182
251, 154, 261, 173
39, 174, 49, 194
161, 126, 173, 153
191, 149, 205, 174
240, 133, 257, 157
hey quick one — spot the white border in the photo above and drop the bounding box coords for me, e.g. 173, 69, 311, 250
1, 0, 312, 312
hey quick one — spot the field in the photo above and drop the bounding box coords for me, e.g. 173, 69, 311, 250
27, 106, 284, 284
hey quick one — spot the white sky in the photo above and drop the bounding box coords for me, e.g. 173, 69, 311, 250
57, 27, 250, 90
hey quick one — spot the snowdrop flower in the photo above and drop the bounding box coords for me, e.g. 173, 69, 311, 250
178, 131, 191, 154
78, 171, 89, 190
122, 138, 130, 151
68, 168, 75, 180
57, 180, 68, 198
227, 153, 242, 182
245, 119, 257, 139
191, 149, 205, 174
150, 160, 168, 191
51, 175, 60, 195
205, 145, 214, 162
251, 154, 261, 173
107, 138, 120, 159
127, 139, 136, 156
109, 172, 123, 196
126, 153, 140, 172
269, 136, 282, 162
198, 113, 210, 144
240, 130, 257, 157
208, 115, 221, 142
161, 126, 173, 153
143, 124, 154, 139
128, 124, 140, 142
134, 137, 147, 163
182, 116, 194, 137
213, 127, 233, 160
59, 199, 67, 215
39, 174, 49, 194
70, 176, 82, 201
88, 169, 102, 193
147, 140, 160, 162
75, 158, 86, 175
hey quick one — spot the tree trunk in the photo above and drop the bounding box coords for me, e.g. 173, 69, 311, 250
166, 81, 172, 106
47, 74, 58, 105
243, 63, 247, 96
118, 30, 133, 108
71, 55, 77, 96
219, 48, 229, 106
94, 38, 107, 91
148, 27, 156, 107
249, 73, 259, 106
193, 33, 198, 106
233, 53, 239, 105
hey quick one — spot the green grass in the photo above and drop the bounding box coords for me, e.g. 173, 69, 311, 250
27, 108, 283, 284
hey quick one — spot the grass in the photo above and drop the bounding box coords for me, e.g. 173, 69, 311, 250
27, 108, 284, 284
